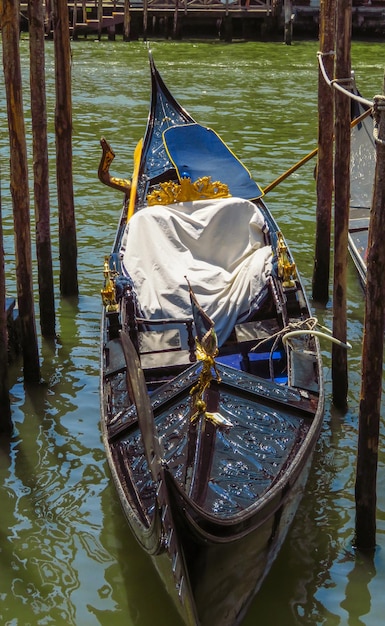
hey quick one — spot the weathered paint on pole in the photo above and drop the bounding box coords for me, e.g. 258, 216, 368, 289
354, 90, 385, 553
1, 0, 41, 384
52, 0, 79, 298
28, 0, 56, 338
331, 0, 351, 410
312, 0, 335, 304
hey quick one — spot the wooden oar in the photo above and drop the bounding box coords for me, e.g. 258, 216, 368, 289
120, 329, 163, 480
127, 138, 143, 222
262, 107, 373, 195
119, 329, 199, 624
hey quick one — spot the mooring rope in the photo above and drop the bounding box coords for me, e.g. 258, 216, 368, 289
317, 51, 373, 109
250, 316, 351, 381
251, 316, 351, 352
373, 95, 385, 146
281, 328, 352, 349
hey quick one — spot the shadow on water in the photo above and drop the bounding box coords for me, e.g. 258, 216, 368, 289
92, 485, 182, 625
340, 552, 376, 626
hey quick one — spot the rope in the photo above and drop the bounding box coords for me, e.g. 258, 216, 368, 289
373, 95, 385, 146
282, 329, 352, 350
250, 316, 351, 380
317, 51, 373, 109
250, 317, 318, 353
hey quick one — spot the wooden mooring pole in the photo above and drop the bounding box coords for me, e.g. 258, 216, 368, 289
72, 0, 78, 40
173, 0, 179, 39
123, 0, 131, 41
331, 0, 352, 411
1, 0, 41, 384
52, 0, 79, 298
45, 0, 52, 36
283, 0, 293, 45
354, 91, 385, 553
143, 0, 148, 41
312, 0, 335, 304
28, 0, 56, 338
97, 0, 103, 40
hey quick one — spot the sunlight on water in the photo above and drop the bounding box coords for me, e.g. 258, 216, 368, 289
0, 36, 384, 625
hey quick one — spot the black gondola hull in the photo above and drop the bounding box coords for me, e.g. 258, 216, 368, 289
100, 55, 324, 625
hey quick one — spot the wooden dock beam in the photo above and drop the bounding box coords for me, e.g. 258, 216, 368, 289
18, 1, 385, 40
20, 1, 281, 41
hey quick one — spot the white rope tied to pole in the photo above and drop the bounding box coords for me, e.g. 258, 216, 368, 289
317, 51, 373, 109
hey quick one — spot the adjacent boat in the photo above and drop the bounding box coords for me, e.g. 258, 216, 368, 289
99, 55, 324, 626
348, 88, 375, 288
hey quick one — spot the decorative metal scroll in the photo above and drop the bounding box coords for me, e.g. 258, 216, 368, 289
276, 231, 297, 288
147, 176, 231, 206
101, 256, 119, 312
98, 138, 132, 195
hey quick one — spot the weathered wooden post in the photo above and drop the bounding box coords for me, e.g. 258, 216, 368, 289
1, 0, 41, 384
123, 0, 131, 41
28, 0, 56, 338
283, 0, 293, 45
331, 0, 351, 410
52, 0, 79, 298
223, 11, 232, 42
143, 0, 148, 40
97, 0, 103, 40
173, 0, 179, 39
72, 0, 78, 40
0, 176, 12, 434
354, 90, 385, 553
312, 0, 335, 304
44, 0, 52, 37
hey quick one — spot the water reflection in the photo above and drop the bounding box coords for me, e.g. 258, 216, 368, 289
340, 552, 376, 626
94, 484, 182, 625
0, 386, 111, 624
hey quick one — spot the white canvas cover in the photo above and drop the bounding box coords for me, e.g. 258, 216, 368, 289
120, 197, 272, 346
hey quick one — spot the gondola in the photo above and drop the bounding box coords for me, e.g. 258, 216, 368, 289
348, 87, 375, 289
99, 55, 324, 626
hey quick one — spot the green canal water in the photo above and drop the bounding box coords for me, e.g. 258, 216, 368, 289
1, 37, 385, 625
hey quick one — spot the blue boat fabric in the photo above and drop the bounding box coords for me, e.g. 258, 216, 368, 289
163, 124, 263, 200
120, 197, 272, 347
